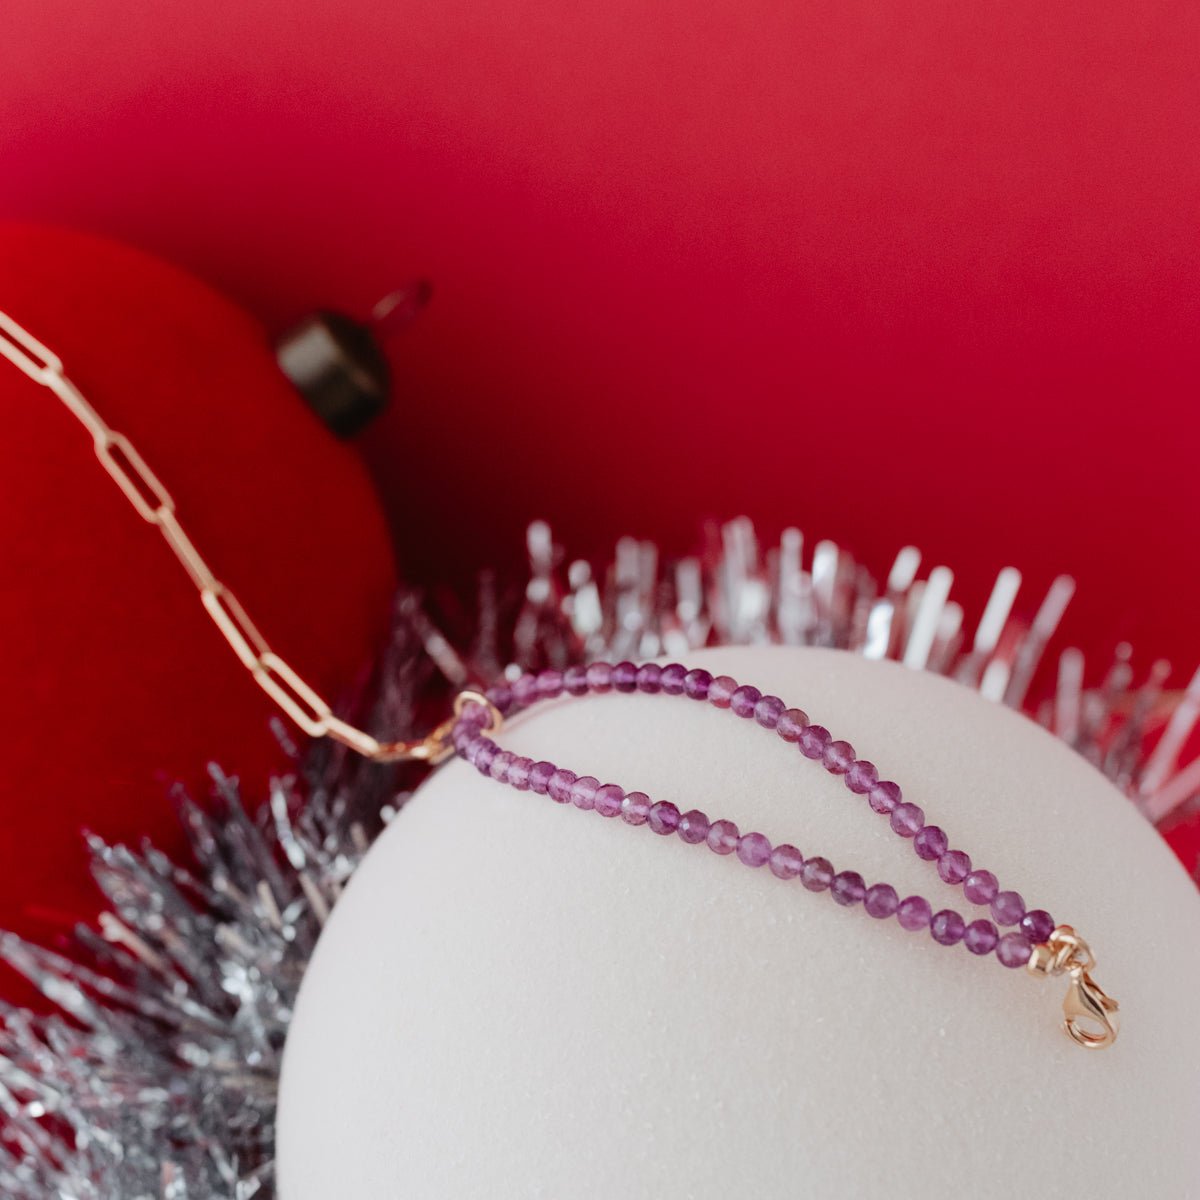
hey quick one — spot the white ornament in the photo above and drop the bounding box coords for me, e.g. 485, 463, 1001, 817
278, 646, 1200, 1199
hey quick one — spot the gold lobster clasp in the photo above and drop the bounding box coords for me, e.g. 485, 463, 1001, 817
1027, 925, 1119, 1050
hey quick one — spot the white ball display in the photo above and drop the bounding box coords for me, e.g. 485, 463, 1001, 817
278, 646, 1200, 1199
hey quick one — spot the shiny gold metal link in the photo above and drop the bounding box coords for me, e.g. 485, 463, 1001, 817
0, 306, 474, 764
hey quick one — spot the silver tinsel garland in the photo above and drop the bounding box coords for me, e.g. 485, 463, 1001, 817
2, 519, 1197, 1198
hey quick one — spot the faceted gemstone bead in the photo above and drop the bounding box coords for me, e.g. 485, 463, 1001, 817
964, 919, 999, 955
769, 843, 804, 879
507, 756, 534, 790
547, 768, 577, 803
938, 850, 971, 884
997, 932, 1034, 969
563, 665, 589, 695
585, 662, 613, 692
1020, 909, 1056, 944
890, 802, 924, 838
512, 674, 539, 708
529, 760, 557, 795
660, 663, 688, 694
930, 909, 966, 946
474, 741, 498, 775
868, 780, 902, 815
864, 882, 900, 919
845, 759, 878, 794
991, 890, 1025, 926
648, 801, 681, 835
706, 818, 740, 855
798, 724, 832, 760
897, 895, 933, 931
683, 669, 714, 700
536, 669, 564, 699
708, 675, 738, 708
823, 740, 855, 775
678, 809, 711, 843
621, 791, 652, 825
636, 662, 663, 693
800, 856, 835, 892
485, 682, 514, 715
776, 708, 809, 742
963, 870, 999, 906
754, 695, 785, 728
570, 775, 599, 811
913, 825, 948, 861
832, 871, 867, 906
594, 783, 624, 817
730, 685, 762, 718
612, 661, 638, 692
737, 831, 772, 867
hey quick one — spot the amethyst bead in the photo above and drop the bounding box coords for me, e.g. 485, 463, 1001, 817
636, 662, 663, 693
868, 780, 902, 815
485, 682, 514, 715
683, 668, 714, 700
930, 909, 966, 946
708, 675, 738, 707
660, 663, 687, 694
737, 831, 772, 867
594, 783, 624, 818
536, 669, 564, 699
938, 850, 971, 884
963, 870, 999, 906
800, 856, 835, 892
706, 818, 740, 855
991, 890, 1025, 927
996, 932, 1034, 969
964, 919, 999, 955
769, 843, 804, 880
648, 801, 681, 835
754, 695, 785, 728
474, 740, 498, 775
823, 740, 855, 775
585, 662, 613, 692
832, 871, 867, 906
897, 895, 933, 931
570, 775, 599, 811
1020, 909, 1056, 944
563, 665, 589, 695
678, 809, 711, 843
512, 674, 539, 708
798, 724, 832, 760
507, 756, 534, 790
529, 760, 557, 795
612, 661, 638, 692
913, 825, 948, 861
845, 759, 878, 794
621, 791, 651, 825
547, 768, 577, 803
864, 882, 900, 919
776, 708, 809, 742
890, 802, 925, 838
730, 684, 762, 718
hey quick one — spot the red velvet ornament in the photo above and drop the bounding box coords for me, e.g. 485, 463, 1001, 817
0, 224, 396, 958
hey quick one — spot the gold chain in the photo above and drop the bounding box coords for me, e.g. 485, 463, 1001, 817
0, 307, 472, 765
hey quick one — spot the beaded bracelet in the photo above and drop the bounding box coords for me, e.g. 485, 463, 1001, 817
450, 660, 1120, 1049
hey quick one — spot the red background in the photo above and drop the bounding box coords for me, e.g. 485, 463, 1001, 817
1, 7, 1198, 670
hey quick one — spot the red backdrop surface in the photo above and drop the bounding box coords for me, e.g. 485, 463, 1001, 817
0, 10, 1197, 731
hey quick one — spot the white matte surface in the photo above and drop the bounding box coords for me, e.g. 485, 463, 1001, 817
278, 647, 1200, 1199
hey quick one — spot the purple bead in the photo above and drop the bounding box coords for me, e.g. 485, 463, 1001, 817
512, 674, 539, 708
536, 669, 564, 699
683, 668, 714, 700
648, 801, 681, 835
507, 756, 534, 790
991, 890, 1025, 927
938, 850, 971, 885
897, 895, 933, 931
547, 768, 577, 803
1020, 909, 1055, 944
621, 791, 651, 825
706, 819, 740, 855
769, 843, 804, 879
823, 740, 855, 775
708, 675, 738, 708
997, 932, 1034, 969
660, 663, 687, 694
461, 735, 484, 765
585, 662, 613, 692
930, 909, 966, 946
845, 759, 878, 794
755, 695, 786, 728
529, 760, 556, 795
868, 780, 902, 815
571, 775, 599, 811
485, 682, 514, 715
636, 663, 663, 693
832, 871, 867, 906
678, 809, 710, 843
594, 783, 624, 818
612, 661, 638, 692
800, 856, 835, 892
913, 825, 948, 861
963, 870, 999, 906
890, 802, 925, 838
964, 919, 999, 955
730, 685, 762, 718
736, 831, 772, 867
776, 708, 809, 742
563, 665, 589, 695
864, 882, 900, 919
474, 740, 498, 775
798, 724, 832, 760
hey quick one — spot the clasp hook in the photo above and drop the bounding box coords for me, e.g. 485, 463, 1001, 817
1027, 925, 1119, 1050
